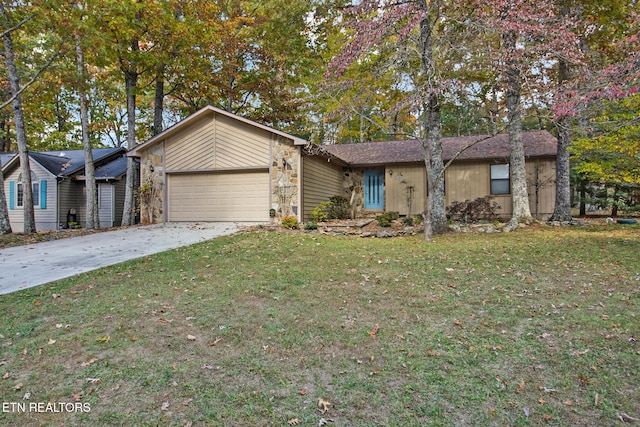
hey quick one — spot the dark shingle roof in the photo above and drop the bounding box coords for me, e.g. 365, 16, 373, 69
323, 130, 557, 166
94, 156, 128, 180
29, 148, 125, 177
0, 153, 15, 167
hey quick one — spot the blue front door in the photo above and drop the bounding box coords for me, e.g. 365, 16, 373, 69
364, 170, 384, 210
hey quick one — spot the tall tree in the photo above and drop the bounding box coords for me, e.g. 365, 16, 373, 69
326, 0, 473, 239
73, 3, 99, 229
0, 155, 11, 234
1, 4, 35, 233
502, 22, 532, 226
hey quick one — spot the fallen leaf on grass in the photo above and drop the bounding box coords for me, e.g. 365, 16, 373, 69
86, 378, 101, 384
2, 372, 10, 379
182, 398, 192, 406
96, 335, 110, 343
81, 358, 96, 367
564, 400, 573, 406
161, 401, 169, 411
48, 338, 56, 345
317, 398, 331, 413
318, 418, 334, 426
209, 337, 222, 346
0, 360, 7, 366
287, 418, 300, 426
187, 335, 196, 341
72, 392, 82, 402
13, 382, 23, 390
22, 392, 30, 400
618, 413, 639, 422
368, 324, 380, 337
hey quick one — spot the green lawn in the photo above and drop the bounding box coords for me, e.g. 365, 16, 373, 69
1, 225, 639, 426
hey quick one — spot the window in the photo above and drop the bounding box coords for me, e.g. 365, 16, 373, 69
17, 171, 39, 207
490, 164, 510, 195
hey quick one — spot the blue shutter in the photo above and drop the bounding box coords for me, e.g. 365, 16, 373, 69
40, 180, 47, 209
9, 181, 15, 210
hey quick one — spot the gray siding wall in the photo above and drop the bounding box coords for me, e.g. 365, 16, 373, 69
98, 183, 115, 227
57, 179, 85, 228
4, 161, 57, 232
113, 179, 126, 226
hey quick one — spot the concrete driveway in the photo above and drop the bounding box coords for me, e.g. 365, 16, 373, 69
0, 222, 252, 295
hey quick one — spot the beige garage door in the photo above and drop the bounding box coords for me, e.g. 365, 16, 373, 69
168, 172, 269, 221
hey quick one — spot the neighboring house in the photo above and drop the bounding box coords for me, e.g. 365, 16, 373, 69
129, 105, 558, 224
2, 148, 128, 232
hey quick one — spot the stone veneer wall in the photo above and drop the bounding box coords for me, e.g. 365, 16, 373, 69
140, 143, 164, 224
271, 136, 300, 220
342, 168, 365, 218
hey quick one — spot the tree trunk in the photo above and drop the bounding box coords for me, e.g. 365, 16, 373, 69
153, 65, 165, 135
503, 31, 532, 227
3, 19, 35, 233
550, 59, 572, 222
418, 0, 447, 241
121, 40, 140, 227
0, 157, 12, 234
76, 38, 99, 230
579, 180, 586, 216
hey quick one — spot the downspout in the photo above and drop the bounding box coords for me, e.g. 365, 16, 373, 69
269, 135, 273, 221
297, 145, 302, 222
162, 140, 168, 223
56, 176, 62, 229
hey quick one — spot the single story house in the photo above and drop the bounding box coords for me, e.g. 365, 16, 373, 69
321, 131, 558, 220
2, 147, 128, 232
128, 105, 557, 224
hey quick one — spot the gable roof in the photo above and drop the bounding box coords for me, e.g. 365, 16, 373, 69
0, 153, 15, 167
323, 130, 557, 166
128, 105, 308, 157
2, 147, 126, 178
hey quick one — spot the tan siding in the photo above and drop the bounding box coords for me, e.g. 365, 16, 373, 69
526, 158, 556, 219
165, 112, 216, 170
214, 114, 270, 168
168, 171, 269, 221
385, 165, 426, 216
444, 162, 513, 218
302, 155, 344, 220
445, 162, 488, 205
443, 159, 557, 219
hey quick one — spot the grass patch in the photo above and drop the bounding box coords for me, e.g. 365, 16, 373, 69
0, 225, 639, 426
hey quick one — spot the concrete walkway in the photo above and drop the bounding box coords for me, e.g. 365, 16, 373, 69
0, 222, 252, 295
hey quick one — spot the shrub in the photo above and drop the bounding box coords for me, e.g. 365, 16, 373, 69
281, 215, 299, 229
447, 196, 501, 222
311, 202, 332, 222
328, 195, 350, 220
402, 216, 414, 226
376, 211, 399, 227
304, 221, 318, 230
310, 196, 351, 222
